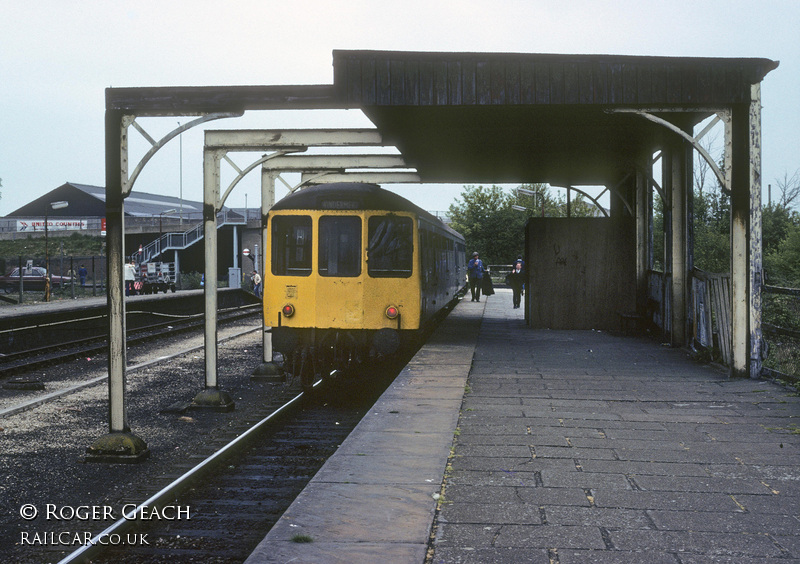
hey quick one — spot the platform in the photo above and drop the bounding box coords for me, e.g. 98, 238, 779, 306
245, 288, 800, 564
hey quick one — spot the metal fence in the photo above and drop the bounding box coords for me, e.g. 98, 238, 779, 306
761, 283, 800, 382
0, 255, 107, 303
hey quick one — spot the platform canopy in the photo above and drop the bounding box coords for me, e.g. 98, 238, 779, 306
107, 50, 778, 187
99, 51, 779, 460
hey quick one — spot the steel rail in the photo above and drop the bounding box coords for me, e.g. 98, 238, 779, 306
0, 325, 262, 419
0, 304, 261, 375
56, 380, 318, 564
0, 302, 259, 336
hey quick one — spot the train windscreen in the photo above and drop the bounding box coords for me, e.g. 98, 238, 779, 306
367, 215, 413, 278
319, 216, 361, 277
271, 215, 312, 276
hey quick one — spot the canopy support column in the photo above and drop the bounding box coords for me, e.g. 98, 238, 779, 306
192, 148, 234, 410
85, 110, 149, 462
253, 169, 283, 379
669, 138, 690, 347
729, 86, 763, 378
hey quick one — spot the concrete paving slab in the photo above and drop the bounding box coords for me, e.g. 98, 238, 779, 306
245, 288, 800, 563
264, 481, 438, 543
312, 451, 448, 484
247, 541, 427, 564
245, 298, 482, 563
428, 290, 800, 563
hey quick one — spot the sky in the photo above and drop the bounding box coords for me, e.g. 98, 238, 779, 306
1, 0, 798, 217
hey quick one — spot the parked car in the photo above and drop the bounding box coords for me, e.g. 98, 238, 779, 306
0, 267, 73, 292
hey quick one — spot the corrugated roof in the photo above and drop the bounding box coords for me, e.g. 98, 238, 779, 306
5, 182, 208, 218
70, 183, 205, 217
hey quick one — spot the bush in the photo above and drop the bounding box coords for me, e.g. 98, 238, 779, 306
179, 271, 203, 290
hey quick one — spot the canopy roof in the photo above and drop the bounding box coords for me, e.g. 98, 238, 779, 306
106, 50, 778, 187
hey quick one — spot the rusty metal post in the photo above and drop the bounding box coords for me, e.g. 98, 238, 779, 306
636, 166, 649, 315
204, 149, 219, 388
729, 102, 751, 378
252, 168, 283, 379
749, 84, 764, 378
661, 147, 673, 342
192, 148, 234, 410
670, 139, 687, 347
18, 256, 23, 302
85, 109, 149, 462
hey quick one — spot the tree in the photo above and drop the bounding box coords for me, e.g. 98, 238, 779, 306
765, 223, 800, 287
447, 183, 599, 265
773, 169, 800, 210
448, 185, 525, 264
692, 184, 730, 273
763, 203, 796, 256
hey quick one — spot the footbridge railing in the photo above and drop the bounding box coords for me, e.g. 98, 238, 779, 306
140, 210, 246, 263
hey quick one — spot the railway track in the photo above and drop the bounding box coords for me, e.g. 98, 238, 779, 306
3, 299, 448, 564
0, 303, 261, 379
58, 363, 403, 564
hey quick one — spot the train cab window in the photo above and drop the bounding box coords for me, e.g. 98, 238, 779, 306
319, 216, 361, 277
271, 215, 312, 276
367, 215, 413, 278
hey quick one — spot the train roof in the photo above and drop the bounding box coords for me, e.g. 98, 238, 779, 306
271, 183, 463, 240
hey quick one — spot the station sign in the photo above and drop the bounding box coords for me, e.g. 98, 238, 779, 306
16, 219, 89, 232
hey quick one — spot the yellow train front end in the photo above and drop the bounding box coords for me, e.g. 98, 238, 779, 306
264, 207, 421, 383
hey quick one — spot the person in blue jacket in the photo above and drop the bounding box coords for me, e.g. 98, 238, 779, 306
467, 252, 484, 302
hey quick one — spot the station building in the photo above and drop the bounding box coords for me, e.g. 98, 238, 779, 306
1, 182, 261, 284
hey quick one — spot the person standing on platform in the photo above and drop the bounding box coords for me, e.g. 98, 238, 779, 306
506, 259, 525, 309
251, 270, 262, 298
467, 252, 484, 302
124, 260, 136, 296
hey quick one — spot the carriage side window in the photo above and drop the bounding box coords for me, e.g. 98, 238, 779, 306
319, 216, 361, 277
367, 215, 413, 278
271, 215, 312, 276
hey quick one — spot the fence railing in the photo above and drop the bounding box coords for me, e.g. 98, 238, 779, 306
139, 210, 246, 263
486, 264, 513, 284
761, 283, 800, 382
691, 269, 732, 365
0, 255, 108, 304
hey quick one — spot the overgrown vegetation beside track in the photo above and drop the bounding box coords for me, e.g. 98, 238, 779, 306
763, 288, 800, 384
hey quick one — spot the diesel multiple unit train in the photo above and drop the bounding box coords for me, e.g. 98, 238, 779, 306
264, 183, 466, 389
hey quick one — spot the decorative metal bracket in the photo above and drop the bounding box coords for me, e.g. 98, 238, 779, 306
608, 108, 730, 194
121, 112, 243, 197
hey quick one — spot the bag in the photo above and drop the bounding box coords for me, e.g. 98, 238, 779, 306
481, 274, 495, 296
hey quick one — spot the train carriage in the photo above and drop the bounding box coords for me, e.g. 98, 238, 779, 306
264, 183, 466, 389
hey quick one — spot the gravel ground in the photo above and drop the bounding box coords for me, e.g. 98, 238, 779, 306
0, 317, 297, 564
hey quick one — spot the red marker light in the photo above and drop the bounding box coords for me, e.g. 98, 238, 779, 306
282, 304, 295, 317
385, 305, 399, 319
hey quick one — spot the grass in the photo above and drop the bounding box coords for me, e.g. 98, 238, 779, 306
0, 232, 104, 259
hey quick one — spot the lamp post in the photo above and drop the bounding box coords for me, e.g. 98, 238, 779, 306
159, 208, 177, 237
44, 200, 69, 302
515, 188, 545, 217
178, 121, 183, 225
158, 209, 177, 260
